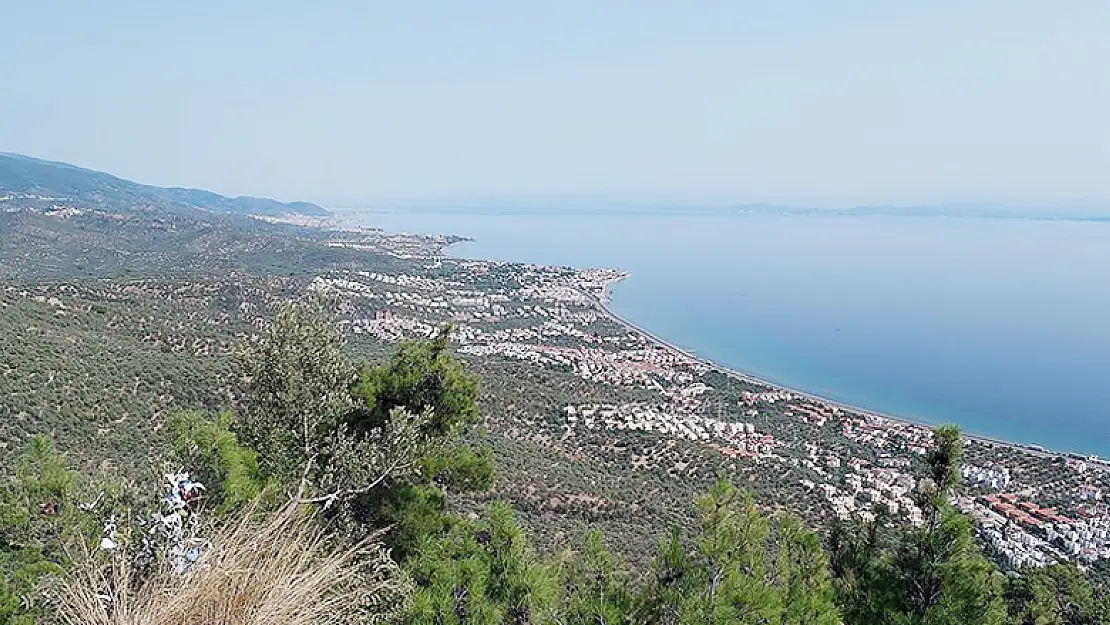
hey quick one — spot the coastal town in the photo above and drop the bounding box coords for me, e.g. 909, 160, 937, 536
304, 230, 1110, 574
7, 217, 1108, 576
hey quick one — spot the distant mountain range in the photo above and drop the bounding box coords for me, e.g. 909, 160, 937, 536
0, 152, 328, 217
352, 201, 1110, 221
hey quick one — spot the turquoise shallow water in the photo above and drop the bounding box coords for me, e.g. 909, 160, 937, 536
349, 209, 1110, 457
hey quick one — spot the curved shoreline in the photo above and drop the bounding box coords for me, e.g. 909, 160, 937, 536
593, 278, 1086, 463
431, 233, 1097, 464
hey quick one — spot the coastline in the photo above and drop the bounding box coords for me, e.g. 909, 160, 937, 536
593, 276, 1083, 464
415, 227, 1100, 465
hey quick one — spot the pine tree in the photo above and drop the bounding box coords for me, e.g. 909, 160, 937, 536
0, 437, 100, 623
168, 410, 268, 514
558, 529, 636, 625
350, 324, 479, 438
830, 425, 1005, 625
1004, 563, 1105, 625
636, 481, 840, 625
777, 515, 841, 625
233, 297, 434, 508
636, 527, 691, 625
346, 325, 492, 558
407, 502, 559, 625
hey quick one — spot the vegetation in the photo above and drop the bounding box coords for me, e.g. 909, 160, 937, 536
402, 479, 842, 625
2, 290, 1110, 621
55, 502, 404, 625
232, 299, 492, 566
1003, 563, 1110, 625
350, 326, 480, 438
0, 436, 105, 623
830, 426, 1006, 625
168, 410, 268, 513
0, 152, 327, 217
633, 481, 840, 625
4, 164, 1110, 624
4, 305, 1105, 624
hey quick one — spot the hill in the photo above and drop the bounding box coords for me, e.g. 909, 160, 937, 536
0, 152, 365, 282
0, 152, 328, 217
5, 153, 1110, 625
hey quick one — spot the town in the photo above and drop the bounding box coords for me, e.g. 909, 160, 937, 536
9, 222, 1110, 576
310, 233, 1110, 574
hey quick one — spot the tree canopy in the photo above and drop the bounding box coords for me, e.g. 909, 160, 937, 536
350, 325, 479, 439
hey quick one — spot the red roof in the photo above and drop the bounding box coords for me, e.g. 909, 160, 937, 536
1075, 506, 1098, 518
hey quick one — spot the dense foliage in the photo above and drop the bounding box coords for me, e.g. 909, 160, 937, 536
168, 410, 268, 513
0, 437, 131, 623
350, 326, 480, 438
1003, 563, 1110, 624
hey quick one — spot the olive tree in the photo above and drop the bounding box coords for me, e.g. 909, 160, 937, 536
234, 297, 431, 507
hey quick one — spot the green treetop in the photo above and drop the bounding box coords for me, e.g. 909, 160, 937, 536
830, 425, 1005, 625
637, 480, 840, 625
349, 325, 479, 439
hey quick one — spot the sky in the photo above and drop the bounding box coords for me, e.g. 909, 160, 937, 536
1, 1, 1107, 208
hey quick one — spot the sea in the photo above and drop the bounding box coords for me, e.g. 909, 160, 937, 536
344, 207, 1110, 458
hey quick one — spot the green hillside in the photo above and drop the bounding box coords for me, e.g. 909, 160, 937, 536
2, 156, 1109, 625
0, 152, 328, 217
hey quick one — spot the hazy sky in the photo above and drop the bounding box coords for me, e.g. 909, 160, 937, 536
1, 1, 1107, 207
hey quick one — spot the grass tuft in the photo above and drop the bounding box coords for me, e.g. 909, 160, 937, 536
55, 502, 403, 625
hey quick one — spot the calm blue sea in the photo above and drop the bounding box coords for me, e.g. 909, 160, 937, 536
348, 209, 1110, 457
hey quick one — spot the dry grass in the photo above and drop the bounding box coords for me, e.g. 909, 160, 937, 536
55, 502, 404, 625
